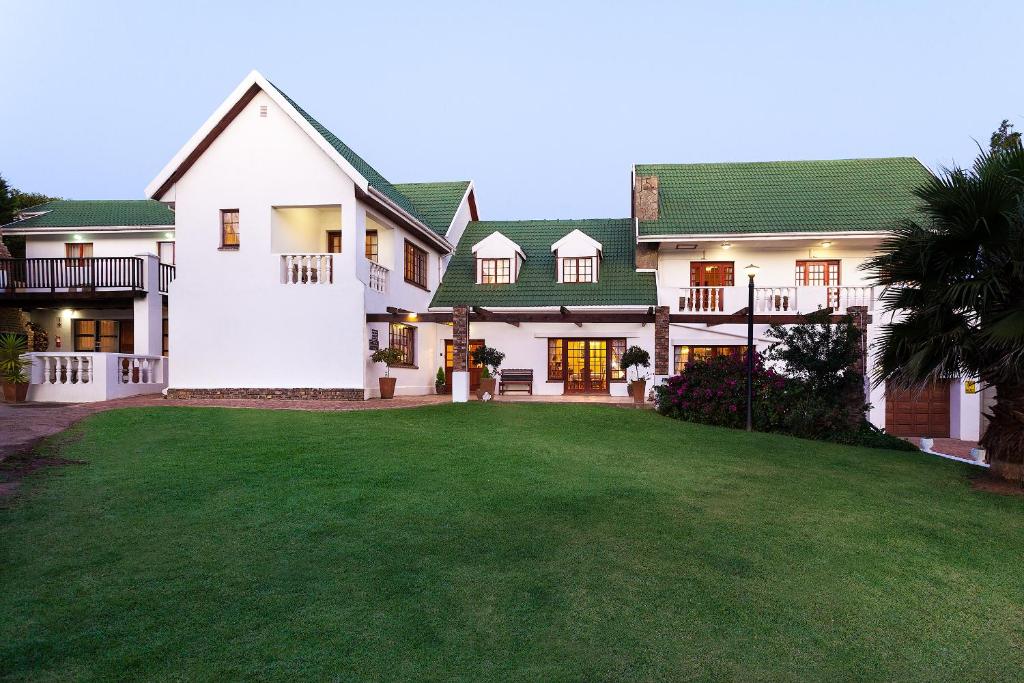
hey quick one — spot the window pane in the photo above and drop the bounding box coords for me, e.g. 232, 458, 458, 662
548, 338, 564, 380
389, 323, 415, 365
365, 231, 378, 261
610, 338, 626, 380
221, 210, 239, 247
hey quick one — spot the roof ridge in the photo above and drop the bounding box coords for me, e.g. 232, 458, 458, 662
471, 217, 629, 225
636, 156, 922, 169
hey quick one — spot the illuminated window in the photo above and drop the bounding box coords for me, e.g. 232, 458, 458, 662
610, 338, 627, 381
548, 338, 564, 380
479, 258, 511, 284
64, 242, 93, 266
673, 345, 748, 373
220, 210, 239, 249
389, 323, 416, 366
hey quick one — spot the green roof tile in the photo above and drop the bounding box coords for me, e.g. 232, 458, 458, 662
635, 157, 933, 237
431, 219, 656, 308
393, 181, 471, 236
4, 200, 175, 229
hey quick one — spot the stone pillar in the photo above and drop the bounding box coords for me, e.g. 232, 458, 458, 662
133, 254, 163, 356
847, 306, 869, 377
654, 305, 670, 376
452, 305, 470, 403
633, 175, 659, 221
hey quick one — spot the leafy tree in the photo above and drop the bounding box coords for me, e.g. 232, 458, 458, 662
864, 141, 1024, 483
0, 173, 60, 225
991, 119, 1022, 154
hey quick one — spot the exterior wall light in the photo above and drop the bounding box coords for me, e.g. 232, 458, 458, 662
721, 242, 732, 250
73, 233, 83, 241
407, 313, 418, 321
165, 232, 174, 240
821, 241, 832, 248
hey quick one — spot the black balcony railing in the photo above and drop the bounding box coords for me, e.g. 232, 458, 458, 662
0, 257, 145, 293
158, 263, 175, 294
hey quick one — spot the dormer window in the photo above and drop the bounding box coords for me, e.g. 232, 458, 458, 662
552, 229, 602, 284
561, 257, 595, 283
480, 258, 512, 284
472, 231, 525, 285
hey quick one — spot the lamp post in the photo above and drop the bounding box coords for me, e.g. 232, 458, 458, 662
743, 264, 760, 431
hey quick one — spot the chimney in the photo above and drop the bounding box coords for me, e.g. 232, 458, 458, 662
633, 174, 659, 221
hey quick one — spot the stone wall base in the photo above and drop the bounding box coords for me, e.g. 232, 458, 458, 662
167, 387, 366, 400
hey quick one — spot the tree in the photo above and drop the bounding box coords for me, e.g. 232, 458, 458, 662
864, 140, 1024, 484
0, 173, 60, 225
991, 119, 1022, 154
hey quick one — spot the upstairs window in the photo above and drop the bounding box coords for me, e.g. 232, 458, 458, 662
795, 260, 840, 286
404, 240, 427, 289
157, 241, 175, 265
220, 210, 240, 249
479, 258, 511, 284
64, 242, 93, 267
365, 230, 379, 262
690, 262, 734, 287
326, 231, 342, 254
561, 257, 595, 283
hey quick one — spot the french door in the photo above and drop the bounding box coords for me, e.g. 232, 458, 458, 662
444, 339, 485, 391
564, 339, 608, 394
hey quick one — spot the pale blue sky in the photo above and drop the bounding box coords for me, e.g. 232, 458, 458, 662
2, 0, 1021, 220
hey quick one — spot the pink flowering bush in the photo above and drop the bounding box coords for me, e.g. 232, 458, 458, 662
653, 353, 795, 432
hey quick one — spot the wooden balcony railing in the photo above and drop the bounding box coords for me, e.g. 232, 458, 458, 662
159, 263, 175, 293
0, 257, 144, 292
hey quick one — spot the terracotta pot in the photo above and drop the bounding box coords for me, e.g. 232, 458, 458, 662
477, 377, 497, 399
379, 376, 397, 399
2, 382, 29, 403
629, 379, 647, 404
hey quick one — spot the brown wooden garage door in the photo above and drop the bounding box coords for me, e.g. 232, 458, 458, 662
885, 381, 950, 437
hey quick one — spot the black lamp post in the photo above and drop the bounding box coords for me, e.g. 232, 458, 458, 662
743, 264, 759, 431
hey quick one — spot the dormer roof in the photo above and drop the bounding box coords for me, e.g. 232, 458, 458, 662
551, 229, 603, 256
471, 231, 525, 260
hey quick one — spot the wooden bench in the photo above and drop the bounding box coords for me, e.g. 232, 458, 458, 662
499, 368, 533, 395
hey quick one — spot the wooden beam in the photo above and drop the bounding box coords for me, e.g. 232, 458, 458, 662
472, 306, 491, 316
386, 306, 412, 315
669, 313, 853, 325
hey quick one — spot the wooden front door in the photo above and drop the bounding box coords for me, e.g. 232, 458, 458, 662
564, 339, 609, 394
444, 339, 485, 391
885, 381, 951, 438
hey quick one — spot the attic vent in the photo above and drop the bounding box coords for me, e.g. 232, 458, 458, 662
259, 105, 268, 118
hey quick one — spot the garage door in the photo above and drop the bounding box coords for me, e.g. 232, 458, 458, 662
885, 381, 951, 437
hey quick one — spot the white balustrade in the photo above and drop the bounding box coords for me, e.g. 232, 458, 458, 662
679, 286, 727, 313
754, 286, 797, 313
832, 286, 874, 311
280, 254, 333, 285
26, 353, 167, 402
368, 260, 389, 293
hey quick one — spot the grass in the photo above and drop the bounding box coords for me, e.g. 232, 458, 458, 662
1, 403, 1023, 681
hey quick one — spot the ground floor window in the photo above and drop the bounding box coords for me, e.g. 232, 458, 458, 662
548, 338, 564, 380
673, 345, 748, 373
609, 338, 626, 382
73, 319, 133, 353
547, 338, 627, 384
389, 323, 416, 366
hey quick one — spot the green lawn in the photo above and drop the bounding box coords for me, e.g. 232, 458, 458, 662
1, 404, 1023, 681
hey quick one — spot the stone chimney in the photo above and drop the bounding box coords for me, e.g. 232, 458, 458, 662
633, 174, 659, 221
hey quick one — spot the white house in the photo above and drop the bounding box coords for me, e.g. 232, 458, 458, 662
0, 69, 982, 441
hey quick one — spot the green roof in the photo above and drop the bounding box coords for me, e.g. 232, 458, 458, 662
431, 219, 656, 308
4, 200, 175, 229
270, 84, 433, 229
393, 181, 471, 236
635, 157, 933, 237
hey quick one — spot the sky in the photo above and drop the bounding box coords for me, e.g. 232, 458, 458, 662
2, 0, 1022, 220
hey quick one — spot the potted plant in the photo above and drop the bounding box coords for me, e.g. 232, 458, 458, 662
370, 346, 404, 399
0, 333, 31, 403
435, 367, 447, 394
620, 345, 651, 404
471, 345, 505, 399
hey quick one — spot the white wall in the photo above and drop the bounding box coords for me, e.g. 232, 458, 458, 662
162, 89, 367, 391
25, 232, 172, 259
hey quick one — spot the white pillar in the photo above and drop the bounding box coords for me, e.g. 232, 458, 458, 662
452, 371, 470, 403
950, 379, 982, 441
133, 253, 163, 356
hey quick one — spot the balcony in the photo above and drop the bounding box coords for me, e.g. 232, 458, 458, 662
0, 257, 174, 306
26, 352, 168, 402
678, 285, 876, 315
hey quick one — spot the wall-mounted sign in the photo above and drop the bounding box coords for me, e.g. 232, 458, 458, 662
369, 329, 379, 351
965, 380, 977, 394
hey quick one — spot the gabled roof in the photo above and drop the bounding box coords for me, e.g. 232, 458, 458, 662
471, 231, 525, 259
432, 219, 656, 308
393, 181, 474, 237
145, 70, 450, 251
2, 200, 175, 230
551, 228, 602, 255
634, 157, 933, 238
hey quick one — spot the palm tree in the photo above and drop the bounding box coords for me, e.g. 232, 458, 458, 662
865, 142, 1024, 484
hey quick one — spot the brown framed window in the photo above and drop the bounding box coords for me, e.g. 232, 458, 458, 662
404, 240, 427, 288
479, 258, 512, 284
673, 345, 747, 373
548, 338, 564, 380
64, 242, 93, 266
610, 338, 627, 381
795, 260, 840, 286
73, 319, 121, 353
389, 322, 416, 366
220, 209, 240, 249
365, 230, 378, 262
689, 262, 734, 287
157, 241, 175, 265
562, 257, 595, 283
326, 230, 342, 254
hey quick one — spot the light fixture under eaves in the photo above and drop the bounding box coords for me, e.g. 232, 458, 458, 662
721, 242, 732, 250
673, 243, 699, 250
821, 240, 832, 248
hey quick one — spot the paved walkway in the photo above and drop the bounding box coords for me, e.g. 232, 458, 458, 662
904, 436, 983, 464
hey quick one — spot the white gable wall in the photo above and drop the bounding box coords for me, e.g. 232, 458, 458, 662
166, 89, 368, 391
